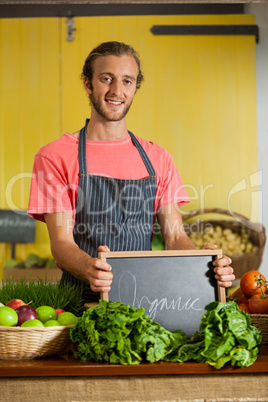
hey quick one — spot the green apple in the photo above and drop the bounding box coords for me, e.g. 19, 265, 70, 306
0, 306, 18, 326
57, 312, 78, 326
36, 306, 57, 323
21, 319, 44, 327
44, 320, 61, 327
0, 302, 5, 307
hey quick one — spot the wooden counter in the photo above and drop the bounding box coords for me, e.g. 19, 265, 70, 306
0, 351, 268, 377
0, 349, 267, 401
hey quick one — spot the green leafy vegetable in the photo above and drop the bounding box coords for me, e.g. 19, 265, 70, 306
5, 254, 56, 268
5, 259, 25, 268
151, 221, 165, 251
164, 301, 262, 369
24, 253, 46, 268
70, 300, 186, 365
70, 300, 262, 368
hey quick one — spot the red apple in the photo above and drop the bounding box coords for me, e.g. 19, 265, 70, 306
6, 299, 26, 310
55, 309, 65, 316
15, 305, 37, 326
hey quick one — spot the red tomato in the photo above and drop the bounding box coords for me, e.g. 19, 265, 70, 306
238, 303, 250, 313
248, 294, 268, 314
231, 287, 249, 304
240, 270, 267, 298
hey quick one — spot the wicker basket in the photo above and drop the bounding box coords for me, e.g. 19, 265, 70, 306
250, 314, 268, 346
182, 208, 266, 278
0, 325, 74, 360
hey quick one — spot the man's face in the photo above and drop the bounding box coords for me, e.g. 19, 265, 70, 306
85, 54, 139, 122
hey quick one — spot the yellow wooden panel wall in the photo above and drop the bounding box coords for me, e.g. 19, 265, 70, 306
0, 14, 258, 279
0, 18, 61, 278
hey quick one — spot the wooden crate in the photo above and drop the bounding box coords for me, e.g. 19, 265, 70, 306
3, 267, 62, 282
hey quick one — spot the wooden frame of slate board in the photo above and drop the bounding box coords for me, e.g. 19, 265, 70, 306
98, 250, 226, 338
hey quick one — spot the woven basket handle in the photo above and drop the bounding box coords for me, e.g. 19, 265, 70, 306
182, 208, 251, 225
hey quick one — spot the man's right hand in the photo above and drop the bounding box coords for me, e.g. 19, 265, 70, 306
87, 245, 113, 293
44, 213, 113, 293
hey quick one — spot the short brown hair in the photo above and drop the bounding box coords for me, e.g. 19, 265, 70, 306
81, 41, 144, 90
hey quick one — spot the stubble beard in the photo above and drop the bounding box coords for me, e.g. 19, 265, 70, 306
89, 92, 133, 122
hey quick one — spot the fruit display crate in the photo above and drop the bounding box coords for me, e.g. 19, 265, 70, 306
3, 267, 62, 282
0, 325, 74, 360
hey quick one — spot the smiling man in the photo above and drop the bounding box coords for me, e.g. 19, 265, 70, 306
86, 54, 137, 124
28, 41, 235, 303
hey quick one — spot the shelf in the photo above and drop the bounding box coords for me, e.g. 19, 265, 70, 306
3, 267, 62, 282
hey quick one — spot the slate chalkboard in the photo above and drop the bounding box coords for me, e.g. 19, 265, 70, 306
0, 209, 36, 244
99, 250, 225, 338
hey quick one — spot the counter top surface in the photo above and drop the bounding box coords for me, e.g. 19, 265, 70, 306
0, 349, 267, 377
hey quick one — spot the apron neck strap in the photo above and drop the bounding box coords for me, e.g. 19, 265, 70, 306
128, 131, 156, 176
78, 119, 89, 174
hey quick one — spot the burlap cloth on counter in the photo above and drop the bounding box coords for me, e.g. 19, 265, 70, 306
1, 373, 267, 402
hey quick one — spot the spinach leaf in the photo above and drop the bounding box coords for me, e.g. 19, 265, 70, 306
70, 300, 185, 365
164, 300, 262, 369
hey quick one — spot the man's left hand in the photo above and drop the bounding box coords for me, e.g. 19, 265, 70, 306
204, 243, 235, 288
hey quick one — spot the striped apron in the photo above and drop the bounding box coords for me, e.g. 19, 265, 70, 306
60, 120, 157, 303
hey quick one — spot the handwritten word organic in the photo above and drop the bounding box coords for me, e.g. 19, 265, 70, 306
118, 271, 203, 320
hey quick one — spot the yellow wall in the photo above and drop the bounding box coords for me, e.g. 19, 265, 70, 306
0, 14, 258, 279
0, 18, 61, 275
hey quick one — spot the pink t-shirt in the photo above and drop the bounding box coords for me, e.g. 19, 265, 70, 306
28, 132, 189, 223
